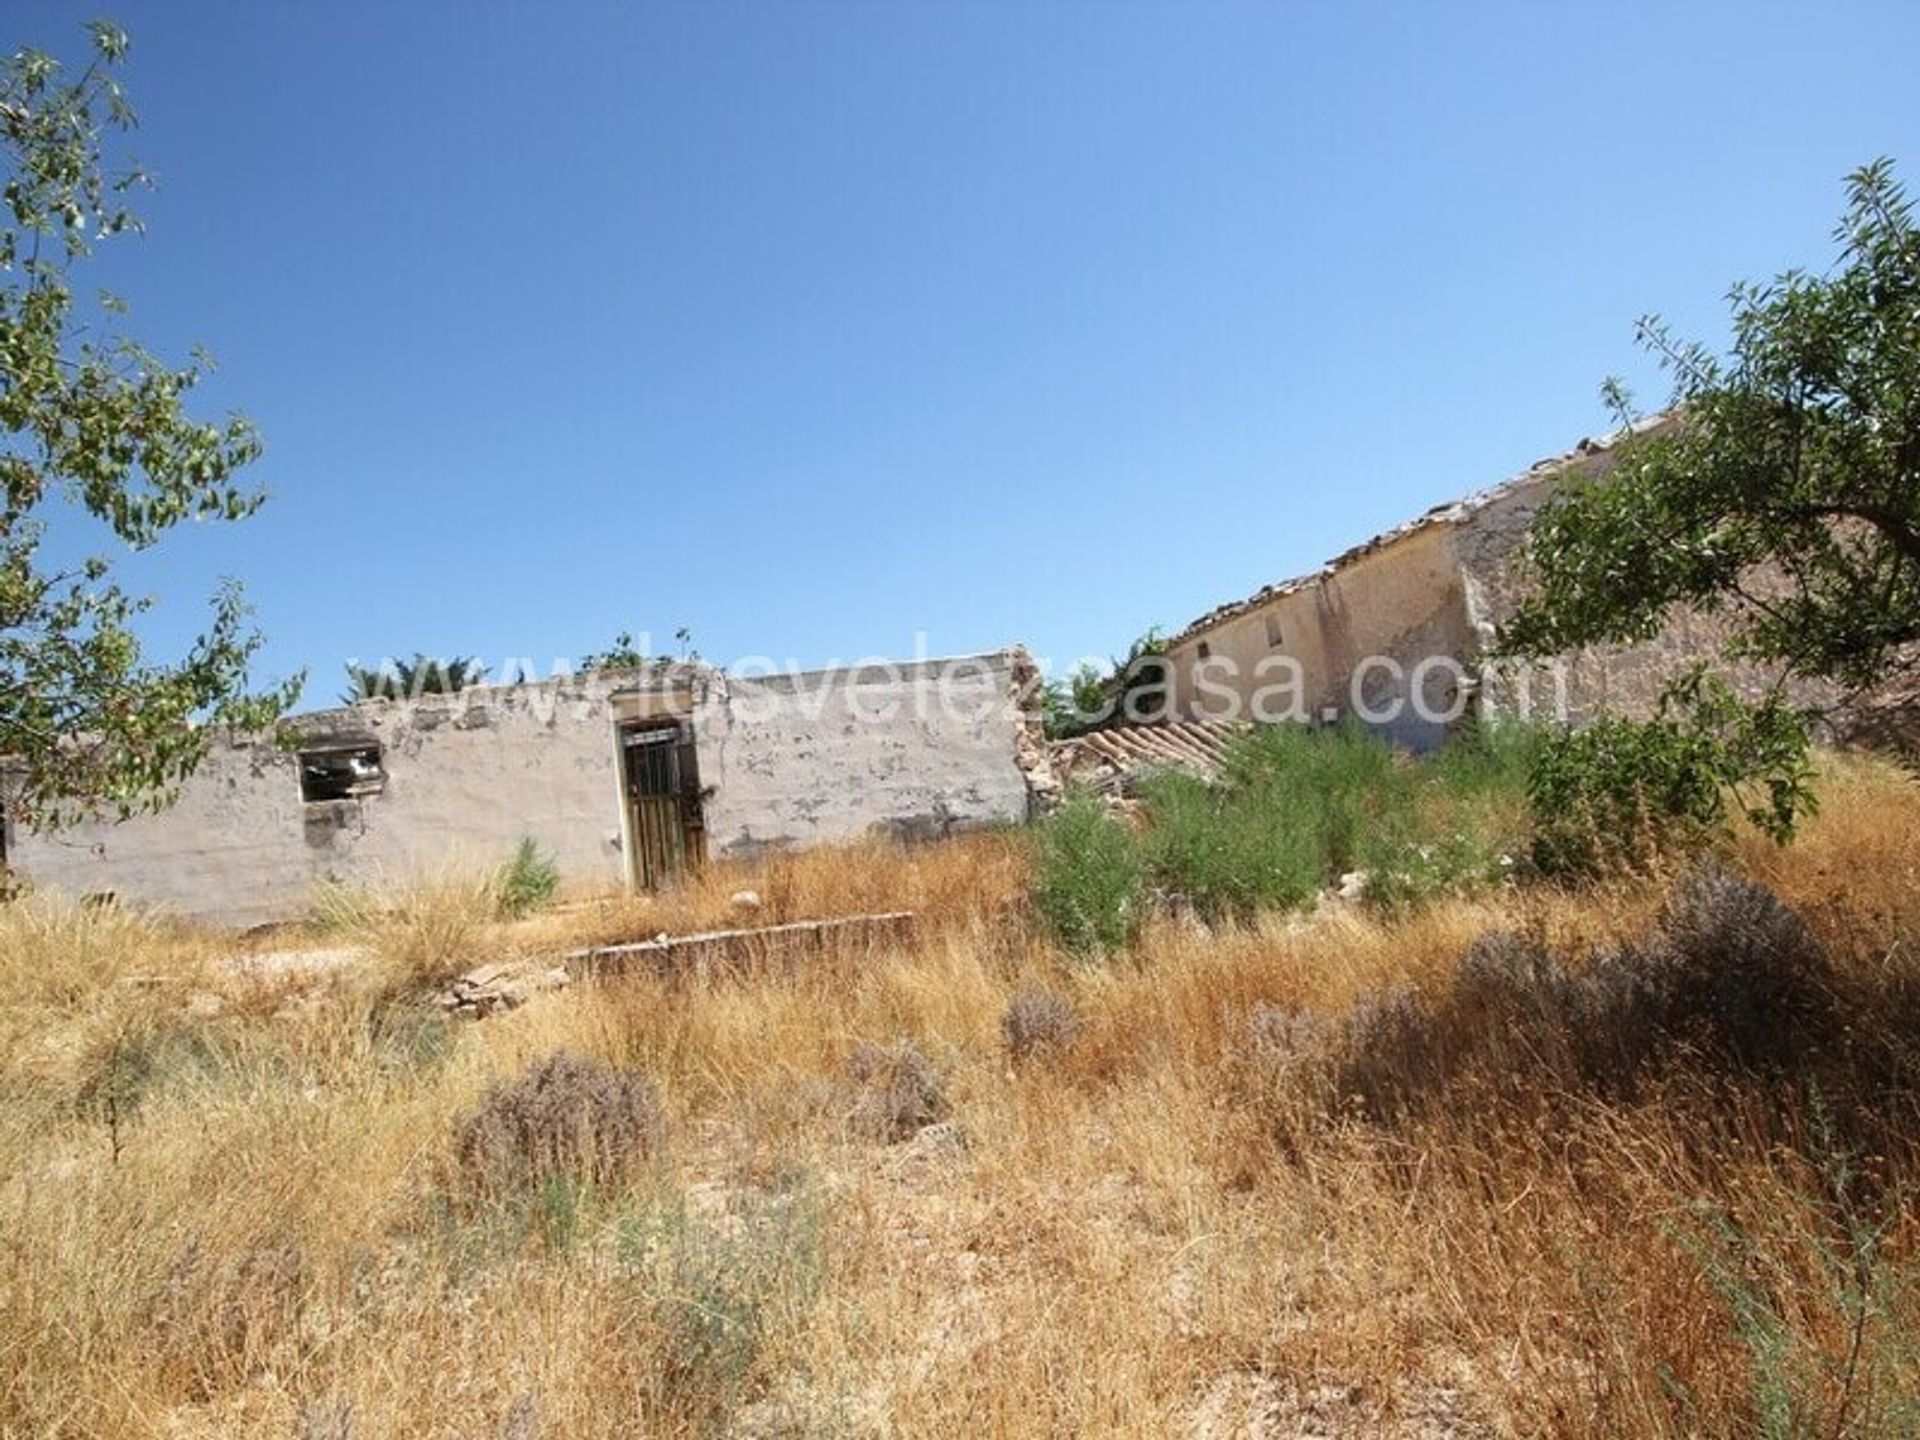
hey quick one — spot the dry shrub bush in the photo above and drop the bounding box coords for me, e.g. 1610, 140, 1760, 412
1648, 861, 1831, 1060
453, 1050, 663, 1196
296, 1395, 359, 1440
846, 1040, 948, 1142
1260, 866, 1840, 1127
1002, 986, 1081, 1063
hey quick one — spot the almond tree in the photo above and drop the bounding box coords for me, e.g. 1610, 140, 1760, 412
1504, 160, 1920, 702
2, 22, 291, 826
1500, 161, 1920, 854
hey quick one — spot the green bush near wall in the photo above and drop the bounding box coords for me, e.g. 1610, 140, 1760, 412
1029, 720, 1541, 951
1029, 791, 1145, 957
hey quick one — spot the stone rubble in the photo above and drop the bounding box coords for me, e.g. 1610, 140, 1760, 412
437, 960, 571, 1018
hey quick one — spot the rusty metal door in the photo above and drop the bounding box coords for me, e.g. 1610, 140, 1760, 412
622, 721, 705, 889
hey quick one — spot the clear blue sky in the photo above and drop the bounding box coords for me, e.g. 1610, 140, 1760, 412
16, 1, 1920, 705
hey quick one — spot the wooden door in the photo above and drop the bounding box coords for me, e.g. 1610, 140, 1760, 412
622, 721, 705, 889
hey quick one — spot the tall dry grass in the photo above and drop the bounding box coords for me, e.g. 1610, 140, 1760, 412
1, 756, 1917, 1436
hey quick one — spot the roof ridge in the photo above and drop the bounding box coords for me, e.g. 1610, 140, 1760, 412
1161, 414, 1671, 649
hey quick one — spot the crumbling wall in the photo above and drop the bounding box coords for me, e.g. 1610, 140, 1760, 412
1312, 527, 1475, 749
1166, 524, 1474, 750
10, 674, 644, 929
1163, 425, 1831, 746
1006, 646, 1063, 813
695, 653, 1030, 854
11, 653, 1033, 928
1453, 458, 1824, 724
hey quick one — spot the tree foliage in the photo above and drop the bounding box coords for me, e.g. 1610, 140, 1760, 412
2, 22, 289, 825
1041, 628, 1171, 739
1502, 160, 1920, 699
1040, 661, 1110, 740
1500, 161, 1920, 854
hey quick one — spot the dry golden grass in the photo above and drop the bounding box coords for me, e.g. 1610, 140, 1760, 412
2, 757, 1917, 1437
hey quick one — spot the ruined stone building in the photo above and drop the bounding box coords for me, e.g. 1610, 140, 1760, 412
1155, 418, 1792, 749
8, 652, 1041, 928
13, 422, 1885, 928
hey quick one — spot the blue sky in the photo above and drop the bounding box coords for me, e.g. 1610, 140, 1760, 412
15, 0, 1920, 705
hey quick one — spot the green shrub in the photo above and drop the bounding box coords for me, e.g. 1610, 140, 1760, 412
1527, 677, 1814, 877
1348, 720, 1537, 910
1527, 716, 1727, 875
495, 837, 560, 919
1136, 768, 1323, 918
1029, 790, 1143, 955
1423, 717, 1541, 829
1222, 720, 1406, 876
1030, 721, 1537, 945
1172, 721, 1529, 917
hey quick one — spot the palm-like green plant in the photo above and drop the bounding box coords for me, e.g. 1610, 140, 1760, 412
340, 655, 487, 705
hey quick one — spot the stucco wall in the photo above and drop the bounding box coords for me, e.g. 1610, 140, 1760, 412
696, 654, 1031, 856
10, 652, 1031, 929
1167, 524, 1473, 750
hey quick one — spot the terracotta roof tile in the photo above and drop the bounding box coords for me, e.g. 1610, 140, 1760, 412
1052, 719, 1248, 789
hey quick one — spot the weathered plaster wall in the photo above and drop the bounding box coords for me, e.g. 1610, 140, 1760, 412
1314, 529, 1474, 749
1167, 524, 1473, 750
11, 652, 1032, 929
695, 653, 1031, 856
11, 674, 644, 929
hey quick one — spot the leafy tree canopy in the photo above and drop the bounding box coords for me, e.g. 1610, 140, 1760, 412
1042, 629, 1171, 740
1501, 160, 1920, 703
578, 630, 649, 673
2, 21, 291, 826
